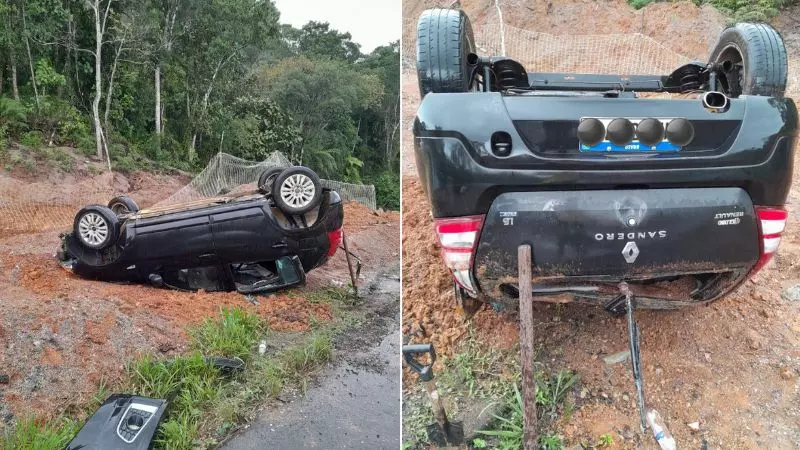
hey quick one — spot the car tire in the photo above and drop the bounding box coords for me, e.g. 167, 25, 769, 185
416, 8, 476, 97
273, 166, 323, 215
108, 195, 139, 216
258, 166, 285, 196
74, 205, 119, 250
709, 23, 788, 97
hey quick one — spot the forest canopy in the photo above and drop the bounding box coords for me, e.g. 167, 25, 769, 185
0, 0, 400, 209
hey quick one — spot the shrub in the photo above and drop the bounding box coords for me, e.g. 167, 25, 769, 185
628, 0, 654, 8
59, 107, 91, 144
111, 153, 138, 173
705, 0, 793, 21
0, 97, 28, 130
20, 131, 43, 149
76, 136, 96, 157
0, 124, 8, 155
371, 170, 400, 211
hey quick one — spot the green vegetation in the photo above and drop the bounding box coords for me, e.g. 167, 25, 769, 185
190, 307, 268, 360
627, 0, 655, 9
476, 371, 578, 450
1, 417, 80, 450
0, 1, 399, 208
0, 291, 360, 449
707, 0, 796, 21
404, 333, 580, 450
627, 0, 798, 20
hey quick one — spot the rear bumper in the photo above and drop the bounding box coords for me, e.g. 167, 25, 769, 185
471, 188, 761, 307
415, 133, 795, 217
414, 93, 797, 217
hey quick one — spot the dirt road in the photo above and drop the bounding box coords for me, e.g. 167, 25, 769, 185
402, 1, 800, 448
221, 268, 401, 449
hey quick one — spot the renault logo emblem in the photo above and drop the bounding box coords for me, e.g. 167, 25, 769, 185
622, 241, 639, 263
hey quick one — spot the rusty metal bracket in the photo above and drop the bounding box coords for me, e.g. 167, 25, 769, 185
620, 281, 647, 432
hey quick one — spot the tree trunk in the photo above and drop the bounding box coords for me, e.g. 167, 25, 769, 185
92, 2, 104, 160
22, 5, 39, 111
0, 66, 4, 96
104, 40, 124, 131
189, 133, 197, 161
188, 55, 228, 162
154, 63, 161, 135
10, 59, 19, 101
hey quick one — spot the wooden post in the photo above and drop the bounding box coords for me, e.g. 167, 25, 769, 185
342, 230, 358, 298
518, 244, 537, 449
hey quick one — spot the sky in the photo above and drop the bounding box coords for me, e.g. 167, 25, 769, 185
273, 0, 401, 53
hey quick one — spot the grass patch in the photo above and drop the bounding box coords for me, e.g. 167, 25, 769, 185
1, 416, 81, 450
404, 333, 580, 450
1, 297, 345, 448
190, 307, 268, 360
476, 370, 579, 450
305, 286, 357, 305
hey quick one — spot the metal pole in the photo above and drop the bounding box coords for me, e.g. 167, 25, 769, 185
518, 244, 538, 449
621, 281, 647, 431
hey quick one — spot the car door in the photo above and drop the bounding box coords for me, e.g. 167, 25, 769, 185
209, 200, 286, 264
130, 208, 216, 271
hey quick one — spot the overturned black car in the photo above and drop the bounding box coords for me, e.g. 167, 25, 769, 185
58, 166, 344, 294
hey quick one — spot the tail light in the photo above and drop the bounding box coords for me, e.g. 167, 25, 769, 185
752, 206, 787, 274
327, 228, 343, 257
434, 215, 485, 293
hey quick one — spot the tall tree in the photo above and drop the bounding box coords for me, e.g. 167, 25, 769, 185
180, 0, 280, 162
86, 0, 113, 165
255, 56, 382, 178
283, 21, 362, 63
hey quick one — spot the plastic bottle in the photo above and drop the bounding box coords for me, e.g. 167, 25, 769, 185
647, 409, 677, 450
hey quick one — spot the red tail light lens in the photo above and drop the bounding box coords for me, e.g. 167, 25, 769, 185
434, 215, 485, 292
752, 206, 787, 274
327, 228, 343, 257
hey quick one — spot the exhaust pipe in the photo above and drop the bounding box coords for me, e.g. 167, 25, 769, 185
702, 91, 729, 113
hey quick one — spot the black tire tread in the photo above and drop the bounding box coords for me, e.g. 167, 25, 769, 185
416, 8, 475, 96
710, 22, 787, 97
108, 195, 139, 215
258, 166, 285, 195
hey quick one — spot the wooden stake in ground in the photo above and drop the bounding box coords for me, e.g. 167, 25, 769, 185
518, 244, 537, 449
342, 230, 358, 298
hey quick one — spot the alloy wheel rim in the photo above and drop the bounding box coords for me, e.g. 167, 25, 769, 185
280, 174, 315, 208
78, 212, 109, 246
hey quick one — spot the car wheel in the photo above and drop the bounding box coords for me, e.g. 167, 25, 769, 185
74, 205, 119, 250
258, 166, 285, 195
108, 195, 139, 216
709, 23, 787, 97
273, 166, 323, 215
416, 8, 476, 97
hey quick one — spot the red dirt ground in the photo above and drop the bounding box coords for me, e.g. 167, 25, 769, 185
0, 165, 399, 424
402, 1, 800, 448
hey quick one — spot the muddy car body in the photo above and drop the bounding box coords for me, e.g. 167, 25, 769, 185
59, 167, 344, 294
414, 10, 797, 311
